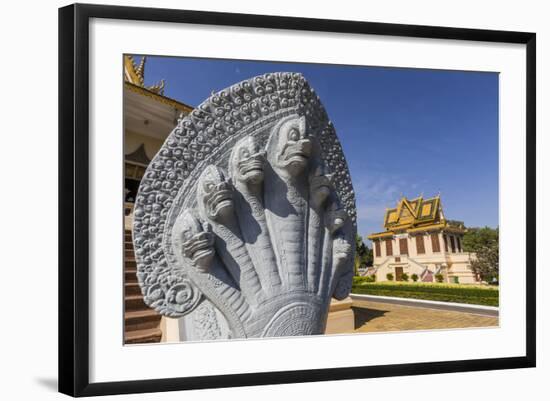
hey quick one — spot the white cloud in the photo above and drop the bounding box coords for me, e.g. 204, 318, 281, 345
352, 170, 425, 237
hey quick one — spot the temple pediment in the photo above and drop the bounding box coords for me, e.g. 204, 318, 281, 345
384, 195, 442, 230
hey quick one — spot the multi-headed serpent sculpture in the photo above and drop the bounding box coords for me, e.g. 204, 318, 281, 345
133, 73, 357, 340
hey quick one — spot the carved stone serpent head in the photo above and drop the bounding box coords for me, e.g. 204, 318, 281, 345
196, 165, 234, 222
229, 136, 267, 186
175, 209, 214, 272
270, 115, 312, 177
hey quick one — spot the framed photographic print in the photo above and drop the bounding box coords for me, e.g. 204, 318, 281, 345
58, 3, 536, 397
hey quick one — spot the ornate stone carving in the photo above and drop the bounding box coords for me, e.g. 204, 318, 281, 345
133, 72, 357, 339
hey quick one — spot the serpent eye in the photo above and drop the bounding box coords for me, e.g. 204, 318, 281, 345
288, 128, 300, 141
240, 148, 250, 159
182, 229, 192, 241
204, 181, 215, 192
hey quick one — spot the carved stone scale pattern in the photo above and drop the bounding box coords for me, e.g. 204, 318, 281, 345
133, 73, 357, 338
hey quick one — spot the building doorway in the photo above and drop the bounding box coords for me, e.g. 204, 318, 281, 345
395, 266, 404, 281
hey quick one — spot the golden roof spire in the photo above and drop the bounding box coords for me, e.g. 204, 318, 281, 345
148, 79, 165, 96
135, 56, 146, 86
124, 55, 167, 95
123, 55, 193, 114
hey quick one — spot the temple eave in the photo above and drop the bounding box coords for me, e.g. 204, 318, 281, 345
124, 82, 194, 113
367, 231, 395, 240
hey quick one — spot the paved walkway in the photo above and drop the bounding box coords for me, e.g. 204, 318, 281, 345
352, 299, 499, 333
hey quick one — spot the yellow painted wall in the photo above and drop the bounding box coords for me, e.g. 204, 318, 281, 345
371, 231, 478, 283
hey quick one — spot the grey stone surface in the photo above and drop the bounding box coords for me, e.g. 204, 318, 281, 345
133, 72, 357, 339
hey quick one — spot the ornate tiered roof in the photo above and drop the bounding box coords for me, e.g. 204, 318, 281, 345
368, 195, 465, 239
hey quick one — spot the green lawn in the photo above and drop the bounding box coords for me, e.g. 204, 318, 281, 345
351, 278, 499, 307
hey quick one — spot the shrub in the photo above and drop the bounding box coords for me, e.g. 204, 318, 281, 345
435, 273, 444, 283
401, 273, 409, 282
350, 281, 499, 306
411, 274, 419, 282
365, 274, 376, 283
386, 273, 394, 281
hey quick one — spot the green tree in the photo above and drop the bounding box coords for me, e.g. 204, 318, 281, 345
463, 227, 499, 283
364, 244, 373, 267
354, 235, 373, 275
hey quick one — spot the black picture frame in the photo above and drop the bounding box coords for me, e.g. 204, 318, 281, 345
58, 3, 536, 397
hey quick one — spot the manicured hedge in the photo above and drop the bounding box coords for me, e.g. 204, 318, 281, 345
351, 278, 499, 307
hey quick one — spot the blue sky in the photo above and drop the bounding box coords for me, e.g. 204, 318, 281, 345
139, 55, 499, 242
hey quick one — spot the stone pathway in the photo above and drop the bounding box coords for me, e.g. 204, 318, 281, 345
352, 299, 499, 333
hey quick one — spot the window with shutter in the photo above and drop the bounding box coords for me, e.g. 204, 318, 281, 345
399, 238, 408, 255
450, 236, 456, 253
416, 236, 426, 254
431, 233, 441, 252
385, 239, 393, 256
375, 241, 381, 257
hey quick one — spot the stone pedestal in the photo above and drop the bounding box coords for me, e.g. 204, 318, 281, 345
325, 297, 355, 334
160, 316, 181, 343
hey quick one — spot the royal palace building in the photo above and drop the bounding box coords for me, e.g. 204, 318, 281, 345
367, 195, 479, 284
124, 55, 193, 206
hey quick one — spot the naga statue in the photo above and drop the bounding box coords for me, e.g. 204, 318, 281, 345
133, 72, 357, 340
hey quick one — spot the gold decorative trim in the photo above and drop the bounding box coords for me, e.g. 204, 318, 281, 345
367, 231, 395, 240
383, 194, 442, 230
124, 55, 144, 86
406, 223, 446, 233
369, 194, 467, 239
124, 81, 194, 113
